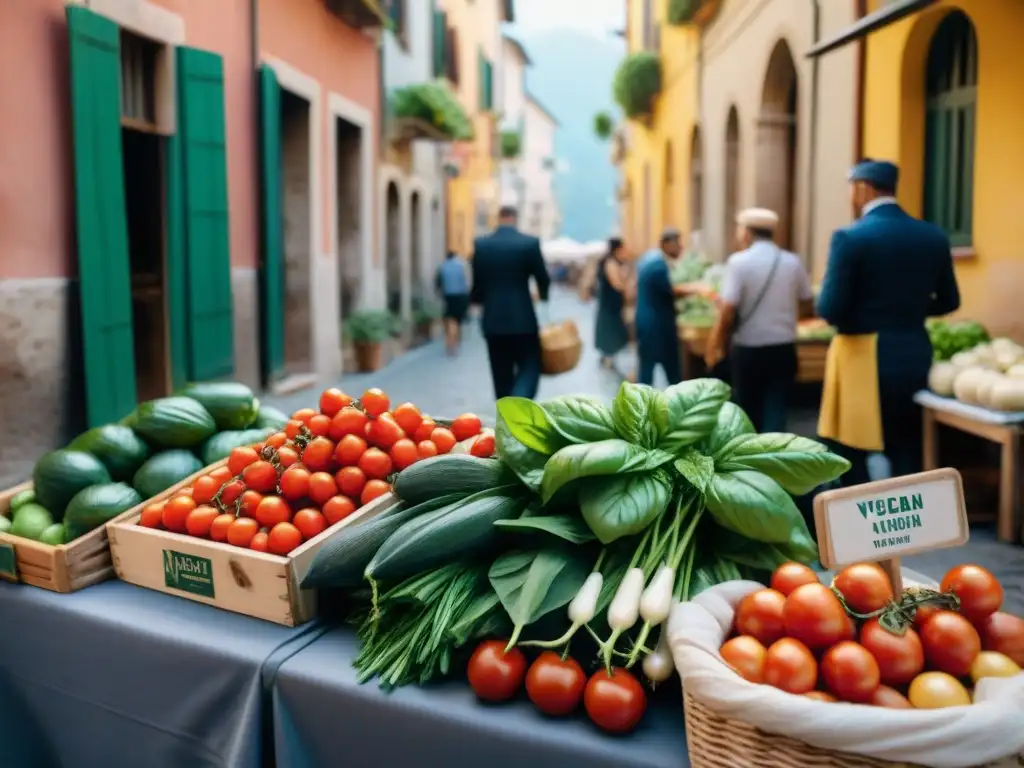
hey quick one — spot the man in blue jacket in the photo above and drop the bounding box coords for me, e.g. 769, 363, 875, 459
471, 206, 551, 399
817, 160, 960, 486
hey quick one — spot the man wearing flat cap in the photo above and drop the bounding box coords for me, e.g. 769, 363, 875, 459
817, 159, 960, 486
705, 208, 814, 431
634, 227, 699, 386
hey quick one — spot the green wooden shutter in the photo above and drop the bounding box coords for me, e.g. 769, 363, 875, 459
258, 65, 285, 384
478, 50, 485, 110
66, 6, 138, 426
486, 59, 494, 110
432, 10, 446, 78
165, 129, 189, 390
177, 47, 235, 381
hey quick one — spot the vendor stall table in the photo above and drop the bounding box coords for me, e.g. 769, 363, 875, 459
0, 580, 320, 768
273, 628, 689, 768
915, 391, 1024, 544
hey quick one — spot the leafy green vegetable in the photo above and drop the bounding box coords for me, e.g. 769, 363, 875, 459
611, 381, 663, 448
540, 439, 673, 502
496, 397, 566, 455
579, 470, 673, 543
541, 395, 618, 444
705, 470, 805, 544
494, 413, 549, 491
494, 514, 596, 544
654, 379, 731, 454
674, 449, 715, 493
700, 402, 755, 457
715, 433, 851, 495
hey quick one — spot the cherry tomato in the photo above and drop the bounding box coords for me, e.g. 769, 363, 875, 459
238, 490, 263, 517
322, 495, 357, 525
417, 440, 439, 458
908, 672, 971, 708
430, 427, 457, 454
285, 419, 305, 440
359, 448, 393, 480
367, 414, 404, 450
319, 387, 352, 417
978, 611, 1024, 666
191, 476, 220, 505
361, 388, 390, 417
413, 418, 437, 442
329, 407, 369, 441
291, 408, 317, 425
470, 434, 496, 458
821, 641, 880, 703
939, 564, 1004, 625
525, 652, 586, 716
833, 563, 894, 615
216, 479, 243, 507
361, 479, 392, 506
302, 437, 337, 473
720, 635, 767, 683
783, 583, 850, 649
254, 496, 292, 528
858, 617, 924, 686
308, 472, 339, 506
276, 446, 300, 468
335, 466, 367, 498
334, 434, 368, 466
804, 691, 837, 703
266, 431, 289, 448
184, 505, 219, 538
734, 589, 787, 647
306, 415, 332, 438
227, 516, 260, 548
466, 640, 526, 702
250, 531, 270, 553
209, 466, 233, 485
390, 438, 419, 471
583, 668, 647, 734
870, 685, 913, 709
392, 402, 423, 435
210, 513, 235, 542
764, 638, 818, 694
162, 495, 196, 533
919, 610, 981, 677
279, 466, 311, 501
293, 508, 327, 540
451, 413, 483, 441
228, 446, 260, 476
243, 460, 279, 493
770, 562, 820, 597
139, 503, 164, 529
267, 522, 303, 555
970, 651, 1022, 682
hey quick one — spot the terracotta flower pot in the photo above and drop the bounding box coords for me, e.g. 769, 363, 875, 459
354, 341, 382, 372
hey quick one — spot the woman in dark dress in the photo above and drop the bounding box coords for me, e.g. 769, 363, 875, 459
595, 238, 632, 369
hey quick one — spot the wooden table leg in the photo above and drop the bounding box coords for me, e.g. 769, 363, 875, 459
998, 427, 1020, 543
922, 407, 939, 471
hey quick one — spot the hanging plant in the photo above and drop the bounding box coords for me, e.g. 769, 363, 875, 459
500, 130, 522, 159
667, 0, 699, 25
593, 112, 614, 140
612, 52, 662, 120
390, 81, 474, 141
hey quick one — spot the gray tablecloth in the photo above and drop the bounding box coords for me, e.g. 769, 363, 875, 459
273, 628, 689, 768
0, 580, 319, 768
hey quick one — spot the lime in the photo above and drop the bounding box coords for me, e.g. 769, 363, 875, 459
9, 488, 36, 511
39, 523, 66, 546
11, 503, 54, 540
0, 516, 11, 534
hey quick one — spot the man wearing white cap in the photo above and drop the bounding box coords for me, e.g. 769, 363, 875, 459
705, 208, 814, 432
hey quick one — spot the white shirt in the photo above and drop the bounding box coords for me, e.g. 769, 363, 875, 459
720, 240, 813, 348
861, 197, 898, 217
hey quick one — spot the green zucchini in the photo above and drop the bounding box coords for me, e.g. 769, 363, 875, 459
366, 486, 526, 583
301, 494, 463, 589
392, 454, 515, 505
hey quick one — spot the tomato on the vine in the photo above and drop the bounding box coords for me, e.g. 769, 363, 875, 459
319, 387, 351, 417
719, 635, 767, 683
227, 517, 260, 548
430, 427, 457, 454
250, 531, 270, 553
191, 476, 220, 505
243, 460, 279, 493
228, 446, 260, 476
185, 505, 220, 537
359, 448, 393, 480
367, 414, 404, 450
390, 438, 419, 471
770, 562, 819, 597
413, 419, 437, 443
940, 564, 1003, 625
392, 402, 423, 435
285, 419, 305, 440
276, 446, 300, 467
308, 472, 339, 506
783, 583, 850, 649
322, 495, 356, 525
467, 640, 526, 702
734, 589, 787, 646
833, 563, 894, 615
265, 431, 288, 449
361, 479, 391, 506
919, 610, 981, 677
329, 407, 368, 440
583, 668, 647, 734
451, 413, 483, 441
254, 496, 292, 528
306, 415, 332, 438
279, 466, 311, 501
210, 513, 234, 542
821, 641, 880, 703
525, 652, 586, 716
139, 503, 164, 529
763, 638, 817, 694
162, 495, 196, 533
209, 466, 233, 485
470, 434, 496, 458
302, 437, 337, 473
334, 434, 367, 466
238, 490, 263, 517
870, 685, 913, 709
335, 466, 367, 498
417, 440, 439, 459
978, 611, 1024, 666
361, 388, 390, 417
267, 521, 302, 555
291, 408, 317, 425
293, 508, 327, 539
859, 617, 924, 686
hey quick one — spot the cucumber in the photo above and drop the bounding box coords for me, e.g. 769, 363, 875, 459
33, 450, 112, 521
9, 488, 36, 512
302, 494, 463, 589
366, 486, 526, 582
68, 424, 151, 481
254, 404, 290, 430
392, 454, 515, 504
177, 382, 260, 431
200, 428, 273, 465
132, 450, 204, 499
64, 482, 142, 541
129, 397, 217, 449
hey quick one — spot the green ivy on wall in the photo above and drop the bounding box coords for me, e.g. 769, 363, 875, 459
612, 52, 662, 120
667, 0, 699, 25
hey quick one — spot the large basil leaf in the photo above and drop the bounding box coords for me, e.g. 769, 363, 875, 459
699, 402, 755, 458
494, 514, 596, 544
540, 439, 674, 502
715, 433, 851, 495
674, 448, 715, 493
611, 381, 663, 448
489, 548, 592, 633
495, 414, 548, 492
579, 470, 672, 543
715, 528, 801, 571
654, 379, 731, 454
542, 395, 618, 444
785, 517, 820, 563
495, 397, 566, 455
705, 470, 804, 544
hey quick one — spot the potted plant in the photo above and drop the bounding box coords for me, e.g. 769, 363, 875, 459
612, 52, 662, 121
667, 0, 699, 25
344, 309, 400, 372
412, 297, 442, 343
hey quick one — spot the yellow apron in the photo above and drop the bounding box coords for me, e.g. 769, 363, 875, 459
817, 334, 884, 452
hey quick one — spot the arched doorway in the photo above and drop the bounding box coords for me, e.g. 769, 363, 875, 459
385, 181, 401, 314
757, 40, 798, 250
410, 191, 423, 298
663, 141, 675, 229
723, 106, 740, 257
690, 126, 703, 244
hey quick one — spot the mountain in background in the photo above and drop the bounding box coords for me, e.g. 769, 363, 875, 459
512, 27, 624, 242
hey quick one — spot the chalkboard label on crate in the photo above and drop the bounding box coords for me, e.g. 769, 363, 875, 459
163, 549, 215, 598
0, 542, 18, 582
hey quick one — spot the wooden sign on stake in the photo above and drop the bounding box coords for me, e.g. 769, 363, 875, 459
813, 468, 969, 595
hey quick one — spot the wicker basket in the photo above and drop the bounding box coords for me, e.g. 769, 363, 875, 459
540, 320, 582, 375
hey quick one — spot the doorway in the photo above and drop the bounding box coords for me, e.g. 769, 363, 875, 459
335, 116, 363, 324
758, 40, 799, 251
690, 126, 704, 238
724, 106, 741, 258
410, 191, 423, 300
281, 89, 313, 377
663, 141, 674, 229
385, 181, 401, 314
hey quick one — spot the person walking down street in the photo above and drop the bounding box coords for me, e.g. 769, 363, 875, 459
817, 160, 960, 486
705, 208, 814, 432
471, 205, 552, 399
436, 251, 471, 356
594, 237, 633, 372
635, 227, 699, 387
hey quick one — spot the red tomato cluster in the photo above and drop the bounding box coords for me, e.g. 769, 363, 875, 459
720, 561, 1023, 709
466, 641, 647, 735
137, 387, 489, 556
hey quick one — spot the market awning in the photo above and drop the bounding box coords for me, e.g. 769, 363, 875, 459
806, 0, 937, 58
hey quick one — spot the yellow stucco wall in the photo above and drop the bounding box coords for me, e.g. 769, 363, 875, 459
863, 0, 1024, 338
621, 0, 700, 254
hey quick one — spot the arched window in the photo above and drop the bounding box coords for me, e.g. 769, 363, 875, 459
924, 11, 977, 247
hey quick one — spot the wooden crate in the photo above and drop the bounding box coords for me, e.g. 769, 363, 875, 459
796, 339, 829, 383
106, 470, 400, 626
